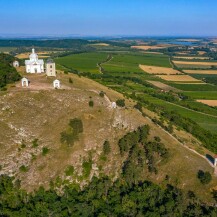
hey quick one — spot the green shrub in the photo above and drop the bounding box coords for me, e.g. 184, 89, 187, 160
69, 118, 83, 134
99, 91, 105, 97
42, 147, 50, 156
89, 100, 94, 107
116, 99, 125, 107
82, 160, 92, 178
19, 165, 28, 172
103, 140, 111, 155
69, 78, 73, 83
61, 118, 83, 146
65, 165, 74, 176
197, 170, 212, 184
32, 139, 39, 148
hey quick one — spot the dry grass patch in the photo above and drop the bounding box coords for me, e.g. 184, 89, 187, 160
174, 56, 210, 60
131, 44, 176, 50
91, 43, 110, 46
157, 75, 201, 82
184, 70, 217, 75
139, 64, 181, 75
197, 100, 217, 107
198, 51, 207, 55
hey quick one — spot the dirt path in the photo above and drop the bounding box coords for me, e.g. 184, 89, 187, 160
97, 55, 113, 73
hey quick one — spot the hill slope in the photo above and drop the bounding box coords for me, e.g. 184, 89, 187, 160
0, 72, 217, 202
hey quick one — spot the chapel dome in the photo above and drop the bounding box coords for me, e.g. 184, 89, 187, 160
29, 48, 38, 61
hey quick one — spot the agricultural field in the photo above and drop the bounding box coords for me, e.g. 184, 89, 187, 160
184, 91, 217, 100
139, 64, 181, 75
139, 94, 217, 133
102, 53, 171, 73
55, 52, 108, 73
157, 75, 201, 82
173, 56, 210, 60
173, 60, 217, 69
169, 83, 217, 91
131, 44, 176, 50
147, 81, 180, 92
197, 100, 217, 107
184, 70, 217, 75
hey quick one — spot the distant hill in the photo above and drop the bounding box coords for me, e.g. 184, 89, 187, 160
0, 39, 90, 48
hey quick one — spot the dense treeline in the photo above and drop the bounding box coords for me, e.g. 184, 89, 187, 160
0, 53, 21, 88
0, 175, 216, 216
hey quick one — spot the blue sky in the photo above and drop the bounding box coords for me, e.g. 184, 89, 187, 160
0, 0, 216, 36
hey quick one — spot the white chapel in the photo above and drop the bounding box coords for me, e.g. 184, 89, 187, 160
25, 48, 44, 73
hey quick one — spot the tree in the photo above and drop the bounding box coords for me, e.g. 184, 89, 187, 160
116, 99, 125, 107
89, 100, 94, 107
197, 170, 212, 184
103, 141, 111, 155
69, 78, 73, 83
99, 91, 105, 97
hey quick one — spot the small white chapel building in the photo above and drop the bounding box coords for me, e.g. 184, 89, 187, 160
53, 79, 60, 89
25, 48, 44, 73
21, 77, 29, 87
13, 60, 19, 68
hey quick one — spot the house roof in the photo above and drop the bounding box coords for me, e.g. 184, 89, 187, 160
46, 58, 54, 64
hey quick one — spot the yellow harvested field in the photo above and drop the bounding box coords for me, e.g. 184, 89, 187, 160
139, 64, 181, 75
198, 51, 207, 55
184, 70, 217, 75
174, 56, 210, 60
147, 81, 180, 92
16, 52, 52, 59
91, 43, 110, 46
173, 60, 217, 67
131, 44, 176, 50
157, 75, 200, 82
197, 100, 217, 107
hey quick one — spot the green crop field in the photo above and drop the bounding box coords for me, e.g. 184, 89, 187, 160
102, 53, 171, 73
169, 83, 217, 91
184, 91, 217, 99
140, 93, 217, 133
0, 47, 16, 52
55, 52, 108, 73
